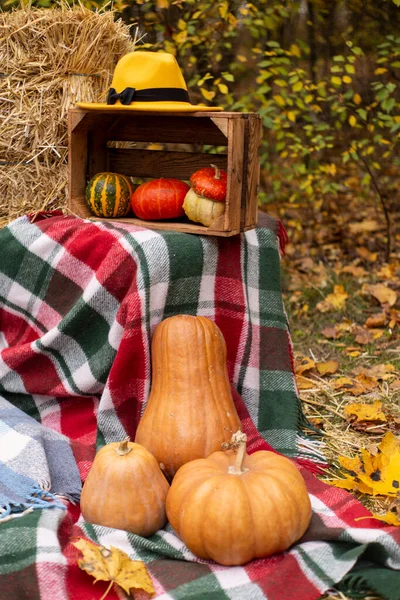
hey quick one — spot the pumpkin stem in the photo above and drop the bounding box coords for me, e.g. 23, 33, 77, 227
226, 430, 249, 475
115, 437, 132, 456
211, 163, 221, 180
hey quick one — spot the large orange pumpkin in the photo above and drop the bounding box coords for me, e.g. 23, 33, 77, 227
80, 439, 169, 537
166, 430, 312, 565
135, 315, 241, 480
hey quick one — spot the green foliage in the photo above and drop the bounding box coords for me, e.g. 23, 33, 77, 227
234, 36, 400, 205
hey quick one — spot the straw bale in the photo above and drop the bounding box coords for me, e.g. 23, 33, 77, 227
0, 160, 67, 227
0, 1, 136, 223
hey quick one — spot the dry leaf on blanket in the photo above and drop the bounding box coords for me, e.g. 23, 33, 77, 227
325, 432, 400, 498
73, 538, 155, 599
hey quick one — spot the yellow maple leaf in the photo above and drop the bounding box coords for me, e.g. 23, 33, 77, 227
316, 285, 348, 312
73, 539, 155, 599
327, 433, 400, 499
344, 400, 386, 423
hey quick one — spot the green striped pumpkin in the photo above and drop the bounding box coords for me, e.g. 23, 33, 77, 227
85, 172, 133, 218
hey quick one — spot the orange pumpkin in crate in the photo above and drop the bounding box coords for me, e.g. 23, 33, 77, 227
131, 178, 189, 220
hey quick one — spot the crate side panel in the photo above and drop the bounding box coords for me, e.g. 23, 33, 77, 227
68, 114, 88, 217
243, 115, 262, 228
69, 196, 93, 219
222, 118, 246, 231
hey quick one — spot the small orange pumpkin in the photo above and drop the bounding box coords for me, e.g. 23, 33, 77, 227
166, 430, 312, 565
81, 439, 169, 537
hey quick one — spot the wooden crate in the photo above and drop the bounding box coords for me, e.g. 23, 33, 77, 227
68, 108, 262, 236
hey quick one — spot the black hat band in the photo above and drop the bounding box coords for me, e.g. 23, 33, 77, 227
107, 87, 191, 106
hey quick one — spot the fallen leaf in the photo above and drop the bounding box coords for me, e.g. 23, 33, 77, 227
353, 363, 396, 381
295, 356, 316, 375
346, 349, 362, 357
321, 326, 340, 339
342, 264, 368, 278
316, 285, 348, 313
388, 308, 400, 329
371, 509, 400, 527
73, 539, 155, 598
333, 377, 366, 396
296, 375, 317, 390
362, 283, 397, 307
326, 432, 400, 497
337, 319, 354, 333
333, 373, 378, 396
377, 264, 396, 279
344, 400, 388, 432
354, 373, 379, 391
296, 257, 315, 272
372, 329, 385, 340
344, 400, 386, 423
349, 219, 381, 234
308, 417, 324, 430
365, 313, 388, 328
356, 247, 378, 262
355, 328, 374, 345
316, 360, 339, 376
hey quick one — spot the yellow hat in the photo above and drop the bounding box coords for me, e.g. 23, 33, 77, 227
77, 51, 223, 113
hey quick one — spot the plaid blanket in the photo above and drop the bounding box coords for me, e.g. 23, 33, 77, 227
0, 213, 399, 600
0, 396, 81, 519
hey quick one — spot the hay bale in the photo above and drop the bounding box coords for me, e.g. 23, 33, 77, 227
0, 2, 136, 222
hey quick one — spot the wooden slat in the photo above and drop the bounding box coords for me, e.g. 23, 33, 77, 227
69, 109, 229, 145
107, 115, 228, 145
243, 115, 262, 228
67, 197, 239, 236
108, 149, 227, 179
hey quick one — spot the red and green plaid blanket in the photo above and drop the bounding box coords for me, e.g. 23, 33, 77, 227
0, 213, 399, 600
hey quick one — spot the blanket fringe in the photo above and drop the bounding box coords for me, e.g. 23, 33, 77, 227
296, 434, 329, 473
0, 485, 66, 522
